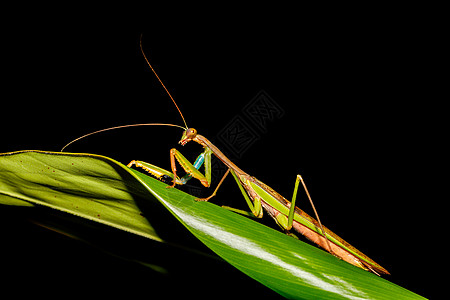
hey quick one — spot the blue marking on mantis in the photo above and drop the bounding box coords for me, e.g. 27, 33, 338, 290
179, 152, 205, 184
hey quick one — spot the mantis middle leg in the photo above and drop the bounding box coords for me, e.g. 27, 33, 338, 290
221, 169, 264, 218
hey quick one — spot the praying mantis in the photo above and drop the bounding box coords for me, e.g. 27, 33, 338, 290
62, 37, 389, 276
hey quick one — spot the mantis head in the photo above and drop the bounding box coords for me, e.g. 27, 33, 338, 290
179, 128, 198, 145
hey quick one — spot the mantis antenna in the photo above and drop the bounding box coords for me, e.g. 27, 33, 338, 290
139, 34, 188, 129
61, 35, 189, 152
60, 123, 185, 152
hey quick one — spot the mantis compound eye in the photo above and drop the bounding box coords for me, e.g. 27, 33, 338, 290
186, 128, 197, 138
179, 128, 198, 145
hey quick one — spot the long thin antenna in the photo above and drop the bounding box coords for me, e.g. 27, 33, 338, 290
140, 34, 188, 129
61, 123, 185, 152
61, 36, 189, 152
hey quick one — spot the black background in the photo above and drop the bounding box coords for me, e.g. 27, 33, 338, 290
1, 10, 442, 299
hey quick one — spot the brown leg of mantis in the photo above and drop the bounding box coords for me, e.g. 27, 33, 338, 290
168, 148, 179, 188
195, 169, 230, 202
293, 174, 334, 255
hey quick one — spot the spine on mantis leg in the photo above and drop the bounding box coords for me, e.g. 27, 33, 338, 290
128, 149, 207, 186
127, 160, 181, 183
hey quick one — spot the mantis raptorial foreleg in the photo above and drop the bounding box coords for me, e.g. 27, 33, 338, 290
127, 160, 184, 184
129, 147, 232, 202
169, 147, 212, 188
128, 148, 208, 186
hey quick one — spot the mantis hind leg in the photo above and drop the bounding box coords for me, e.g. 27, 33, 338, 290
289, 174, 334, 254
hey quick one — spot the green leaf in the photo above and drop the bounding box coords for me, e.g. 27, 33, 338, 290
0, 150, 162, 242
0, 151, 426, 299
